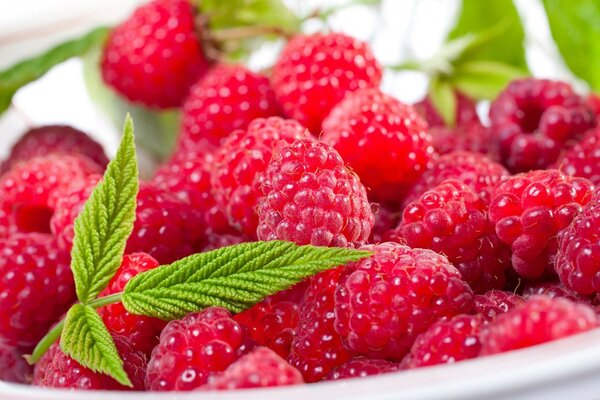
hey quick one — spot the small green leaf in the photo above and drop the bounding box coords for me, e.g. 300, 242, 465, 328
429, 77, 457, 127
61, 304, 131, 387
71, 116, 138, 303
0, 27, 109, 114
543, 0, 600, 91
123, 241, 371, 320
450, 60, 527, 100
201, 0, 300, 32
448, 0, 528, 71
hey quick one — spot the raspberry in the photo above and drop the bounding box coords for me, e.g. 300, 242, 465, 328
555, 127, 600, 185
0, 341, 32, 383
212, 117, 313, 237
395, 179, 511, 292
428, 123, 494, 156
586, 93, 600, 122
0, 233, 74, 348
234, 283, 306, 358
97, 253, 166, 356
203, 347, 303, 390
325, 357, 399, 381
334, 243, 473, 361
34, 335, 147, 390
288, 269, 351, 382
271, 32, 382, 133
370, 205, 401, 244
101, 0, 210, 108
404, 151, 509, 206
322, 88, 434, 203
473, 290, 525, 321
0, 155, 100, 234
480, 295, 598, 355
3, 125, 108, 172
523, 281, 597, 306
146, 307, 248, 391
554, 191, 600, 294
489, 78, 594, 172
200, 234, 248, 252
489, 169, 595, 279
402, 314, 484, 369
257, 139, 374, 247
179, 64, 280, 150
414, 91, 480, 128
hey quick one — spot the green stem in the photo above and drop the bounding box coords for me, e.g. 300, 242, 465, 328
24, 292, 124, 365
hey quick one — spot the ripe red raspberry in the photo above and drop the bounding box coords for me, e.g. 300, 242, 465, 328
271, 32, 382, 133
34, 335, 147, 390
334, 243, 473, 361
555, 127, 600, 185
404, 151, 509, 206
480, 295, 598, 355
179, 64, 280, 150
0, 155, 100, 234
414, 91, 480, 128
489, 78, 595, 172
234, 283, 306, 358
489, 169, 595, 279
370, 205, 401, 244
212, 117, 313, 237
473, 290, 525, 321
257, 139, 374, 247
322, 88, 434, 203
0, 341, 32, 383
0, 233, 74, 348
200, 234, 248, 252
97, 253, 166, 356
325, 357, 399, 381
395, 179, 511, 292
203, 347, 303, 390
428, 123, 494, 156
586, 93, 600, 122
101, 0, 210, 108
402, 314, 484, 369
146, 307, 248, 391
288, 269, 351, 382
3, 125, 108, 173
523, 282, 597, 307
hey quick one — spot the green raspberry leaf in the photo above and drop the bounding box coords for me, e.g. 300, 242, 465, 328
71, 115, 139, 303
122, 241, 371, 320
429, 77, 457, 127
543, 0, 600, 91
0, 27, 109, 114
450, 60, 527, 100
60, 304, 132, 387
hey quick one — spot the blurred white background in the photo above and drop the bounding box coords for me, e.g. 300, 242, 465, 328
0, 0, 578, 159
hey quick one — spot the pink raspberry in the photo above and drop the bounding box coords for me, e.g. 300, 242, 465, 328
428, 123, 494, 156
334, 243, 473, 361
395, 179, 511, 292
489, 78, 594, 172
203, 347, 303, 390
480, 295, 598, 355
402, 314, 484, 369
257, 139, 374, 247
97, 253, 166, 356
489, 169, 595, 279
0, 341, 32, 383
288, 269, 351, 382
473, 290, 525, 321
0, 233, 74, 348
555, 127, 600, 185
322, 88, 433, 203
101, 0, 210, 108
271, 32, 382, 133
146, 307, 249, 391
325, 358, 399, 381
212, 117, 313, 237
234, 283, 306, 358
404, 151, 509, 206
414, 91, 480, 128
34, 335, 147, 390
3, 125, 108, 173
0, 155, 100, 234
179, 64, 280, 150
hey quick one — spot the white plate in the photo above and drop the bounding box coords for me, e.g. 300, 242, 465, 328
2, 328, 600, 400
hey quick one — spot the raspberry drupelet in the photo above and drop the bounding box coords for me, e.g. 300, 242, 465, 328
325, 358, 399, 381
472, 290, 525, 321
555, 127, 600, 185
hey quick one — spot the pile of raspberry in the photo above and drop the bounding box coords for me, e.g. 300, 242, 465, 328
2, 0, 600, 392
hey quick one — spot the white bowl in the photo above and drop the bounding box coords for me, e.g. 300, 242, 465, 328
3, 328, 600, 400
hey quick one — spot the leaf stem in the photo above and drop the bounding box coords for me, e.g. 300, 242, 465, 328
87, 292, 123, 309
209, 25, 293, 42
